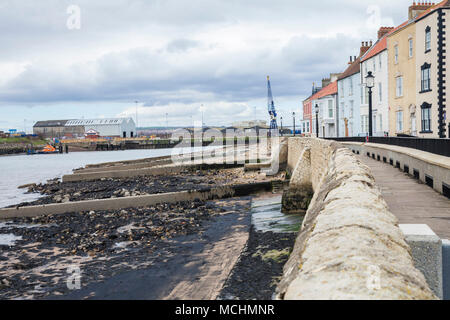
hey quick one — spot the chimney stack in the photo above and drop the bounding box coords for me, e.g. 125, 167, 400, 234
360, 41, 371, 57
378, 26, 395, 39
409, 1, 435, 20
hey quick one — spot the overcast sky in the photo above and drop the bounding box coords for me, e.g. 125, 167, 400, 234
0, 0, 413, 131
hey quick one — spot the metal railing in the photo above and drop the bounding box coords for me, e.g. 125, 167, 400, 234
326, 137, 450, 157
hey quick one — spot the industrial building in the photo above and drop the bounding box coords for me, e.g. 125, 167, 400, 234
33, 118, 136, 139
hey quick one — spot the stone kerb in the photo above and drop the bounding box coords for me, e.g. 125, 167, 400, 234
277, 138, 437, 300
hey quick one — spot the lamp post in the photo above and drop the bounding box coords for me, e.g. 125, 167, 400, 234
280, 117, 283, 136
315, 104, 319, 138
135, 101, 139, 136
366, 71, 375, 137
292, 112, 296, 137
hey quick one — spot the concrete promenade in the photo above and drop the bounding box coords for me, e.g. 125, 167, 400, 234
358, 155, 450, 240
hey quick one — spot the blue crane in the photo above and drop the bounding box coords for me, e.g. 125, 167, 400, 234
267, 76, 278, 130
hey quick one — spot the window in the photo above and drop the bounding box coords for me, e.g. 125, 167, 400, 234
340, 82, 344, 98
421, 63, 431, 92
378, 114, 383, 132
373, 59, 376, 72
361, 115, 368, 134
396, 77, 403, 97
411, 115, 417, 136
396, 111, 403, 132
379, 55, 382, 69
361, 86, 364, 104
421, 103, 432, 132
349, 101, 354, 118
378, 82, 382, 102
303, 122, 306, 133
425, 26, 431, 52
306, 121, 310, 133
394, 45, 399, 64
373, 114, 377, 133
409, 38, 413, 58
328, 100, 333, 118
349, 78, 353, 96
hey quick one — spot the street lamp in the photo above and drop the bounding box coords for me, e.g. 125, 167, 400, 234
292, 112, 296, 137
315, 104, 319, 138
135, 101, 139, 136
366, 71, 375, 137
280, 116, 283, 136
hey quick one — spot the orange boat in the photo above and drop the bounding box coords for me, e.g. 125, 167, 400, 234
38, 145, 58, 154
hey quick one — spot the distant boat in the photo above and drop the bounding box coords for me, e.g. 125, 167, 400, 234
27, 144, 59, 155
38, 145, 59, 154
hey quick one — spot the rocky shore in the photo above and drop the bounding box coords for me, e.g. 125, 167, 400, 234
12, 167, 277, 208
218, 227, 296, 300
0, 151, 297, 300
0, 198, 251, 300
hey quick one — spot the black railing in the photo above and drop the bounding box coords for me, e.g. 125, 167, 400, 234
326, 137, 450, 157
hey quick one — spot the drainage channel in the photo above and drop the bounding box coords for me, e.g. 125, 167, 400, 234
251, 194, 303, 233
218, 193, 302, 300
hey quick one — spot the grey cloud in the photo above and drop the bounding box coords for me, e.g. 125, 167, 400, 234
166, 39, 200, 53
0, 0, 412, 119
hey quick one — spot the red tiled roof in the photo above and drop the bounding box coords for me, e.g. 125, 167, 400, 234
361, 37, 387, 62
338, 57, 361, 80
384, 0, 449, 41
310, 81, 337, 101
416, 0, 450, 20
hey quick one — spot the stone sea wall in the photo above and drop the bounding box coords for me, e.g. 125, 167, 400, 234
277, 138, 437, 300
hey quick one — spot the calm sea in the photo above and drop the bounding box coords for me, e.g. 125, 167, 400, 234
0, 147, 209, 208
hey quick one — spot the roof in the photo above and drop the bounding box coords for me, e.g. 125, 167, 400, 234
386, 18, 414, 39
416, 0, 450, 21
65, 118, 133, 126
33, 120, 69, 128
310, 81, 337, 101
361, 37, 388, 62
338, 58, 361, 80
386, 1, 450, 40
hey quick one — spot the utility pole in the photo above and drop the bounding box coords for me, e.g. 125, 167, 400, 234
135, 101, 139, 136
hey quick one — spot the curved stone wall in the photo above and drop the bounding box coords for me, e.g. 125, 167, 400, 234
277, 138, 437, 300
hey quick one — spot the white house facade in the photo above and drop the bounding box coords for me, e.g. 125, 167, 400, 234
337, 58, 362, 137
360, 33, 391, 137
311, 81, 338, 138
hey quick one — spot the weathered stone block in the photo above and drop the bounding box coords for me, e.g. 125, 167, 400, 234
442, 239, 450, 300
399, 224, 443, 299
281, 189, 313, 214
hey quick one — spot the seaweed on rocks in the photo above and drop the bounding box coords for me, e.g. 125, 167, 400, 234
218, 227, 296, 301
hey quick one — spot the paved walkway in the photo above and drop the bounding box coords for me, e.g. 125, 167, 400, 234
358, 155, 450, 240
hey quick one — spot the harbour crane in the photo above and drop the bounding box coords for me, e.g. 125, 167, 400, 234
267, 76, 278, 130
